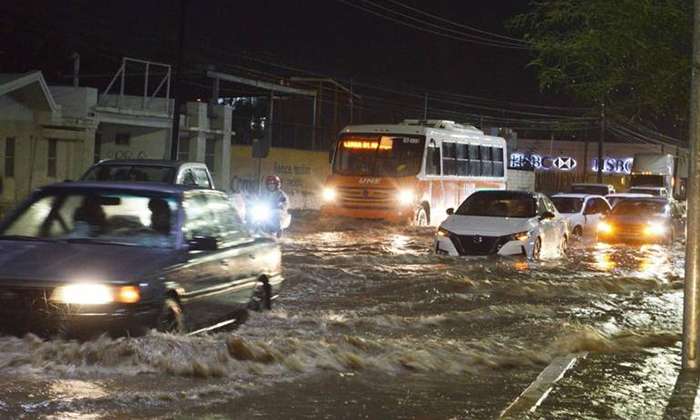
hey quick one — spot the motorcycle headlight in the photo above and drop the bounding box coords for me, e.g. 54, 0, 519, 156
322, 187, 336, 202
511, 231, 531, 241
51, 283, 140, 305
397, 189, 414, 205
644, 222, 665, 236
251, 203, 271, 222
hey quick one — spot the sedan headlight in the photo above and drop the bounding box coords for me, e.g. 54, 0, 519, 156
51, 284, 140, 304
510, 231, 531, 241
643, 222, 666, 236
322, 187, 336, 202
397, 189, 415, 205
437, 227, 452, 237
598, 222, 613, 233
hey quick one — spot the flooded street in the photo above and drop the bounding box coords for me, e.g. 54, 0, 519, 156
0, 214, 687, 419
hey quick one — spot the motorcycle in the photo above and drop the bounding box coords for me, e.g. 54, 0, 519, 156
246, 196, 291, 238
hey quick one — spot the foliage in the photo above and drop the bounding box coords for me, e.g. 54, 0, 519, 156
510, 0, 693, 121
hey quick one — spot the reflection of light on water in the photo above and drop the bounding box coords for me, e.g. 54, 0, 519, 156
514, 261, 529, 271
388, 234, 410, 254
637, 245, 668, 278
593, 243, 616, 271
49, 379, 108, 401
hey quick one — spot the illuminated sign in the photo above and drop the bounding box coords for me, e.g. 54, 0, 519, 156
343, 137, 393, 150
591, 158, 633, 174
510, 153, 577, 171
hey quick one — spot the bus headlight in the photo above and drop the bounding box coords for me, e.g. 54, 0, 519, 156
322, 187, 336, 202
398, 189, 414, 205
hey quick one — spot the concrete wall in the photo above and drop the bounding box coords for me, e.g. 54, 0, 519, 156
506, 169, 536, 191
230, 146, 331, 209
97, 123, 169, 161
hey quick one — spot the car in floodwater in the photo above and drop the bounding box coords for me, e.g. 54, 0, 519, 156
434, 190, 569, 259
597, 197, 685, 245
550, 194, 611, 237
0, 182, 283, 337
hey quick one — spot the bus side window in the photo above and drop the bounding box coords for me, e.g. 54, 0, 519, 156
468, 145, 481, 176
493, 147, 504, 177
426, 141, 440, 175
481, 146, 493, 177
442, 142, 457, 176
456, 144, 469, 176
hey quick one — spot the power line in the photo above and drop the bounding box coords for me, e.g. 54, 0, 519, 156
385, 0, 529, 44
357, 0, 527, 48
336, 0, 527, 50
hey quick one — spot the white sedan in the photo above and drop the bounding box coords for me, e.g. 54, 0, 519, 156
434, 191, 569, 260
550, 194, 611, 237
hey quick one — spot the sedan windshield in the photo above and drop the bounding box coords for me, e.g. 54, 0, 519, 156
333, 135, 425, 177
0, 190, 179, 248
611, 200, 667, 216
551, 197, 584, 214
83, 165, 175, 183
570, 185, 608, 195
456, 192, 536, 218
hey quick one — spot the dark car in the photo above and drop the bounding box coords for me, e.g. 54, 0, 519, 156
0, 182, 282, 337
597, 197, 685, 245
82, 159, 215, 189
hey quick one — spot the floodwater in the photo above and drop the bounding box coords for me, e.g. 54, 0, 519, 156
0, 213, 686, 419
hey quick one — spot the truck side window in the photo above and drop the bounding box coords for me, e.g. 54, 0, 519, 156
181, 169, 196, 186
193, 168, 212, 188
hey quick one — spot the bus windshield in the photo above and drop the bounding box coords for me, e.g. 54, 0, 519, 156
333, 135, 425, 177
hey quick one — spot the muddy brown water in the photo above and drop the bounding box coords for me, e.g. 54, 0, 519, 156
0, 214, 686, 419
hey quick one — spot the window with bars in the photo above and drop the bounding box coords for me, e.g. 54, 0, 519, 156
47, 139, 57, 177
5, 138, 15, 178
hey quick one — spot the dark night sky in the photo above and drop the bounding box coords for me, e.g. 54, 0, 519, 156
3, 0, 546, 104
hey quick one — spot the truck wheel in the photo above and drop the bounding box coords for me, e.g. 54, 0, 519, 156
413, 206, 428, 226
156, 298, 186, 334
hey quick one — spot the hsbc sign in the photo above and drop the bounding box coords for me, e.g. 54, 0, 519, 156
510, 153, 578, 171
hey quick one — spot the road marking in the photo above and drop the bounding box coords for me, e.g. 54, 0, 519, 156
499, 352, 588, 418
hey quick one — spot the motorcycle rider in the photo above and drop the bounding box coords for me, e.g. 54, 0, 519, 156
256, 175, 291, 237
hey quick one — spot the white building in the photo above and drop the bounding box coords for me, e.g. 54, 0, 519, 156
0, 70, 233, 215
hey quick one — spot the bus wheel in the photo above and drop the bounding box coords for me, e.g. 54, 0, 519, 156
413, 206, 428, 226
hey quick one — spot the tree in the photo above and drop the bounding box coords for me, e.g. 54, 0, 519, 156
510, 0, 693, 123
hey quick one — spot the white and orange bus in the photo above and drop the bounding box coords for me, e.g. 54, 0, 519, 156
321, 120, 508, 225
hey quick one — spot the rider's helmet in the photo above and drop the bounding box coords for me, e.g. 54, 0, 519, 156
265, 175, 281, 191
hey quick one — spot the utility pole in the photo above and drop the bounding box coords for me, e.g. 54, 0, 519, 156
683, 0, 700, 371
423, 92, 428, 120
169, 0, 187, 161
350, 78, 354, 125
598, 101, 605, 183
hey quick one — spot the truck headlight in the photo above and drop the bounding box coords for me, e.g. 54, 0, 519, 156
322, 187, 336, 202
51, 284, 140, 304
598, 222, 613, 233
644, 222, 665, 236
398, 189, 414, 205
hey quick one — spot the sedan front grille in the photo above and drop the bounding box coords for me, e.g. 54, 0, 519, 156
450, 234, 510, 256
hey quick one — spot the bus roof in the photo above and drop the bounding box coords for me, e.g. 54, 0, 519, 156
341, 122, 505, 145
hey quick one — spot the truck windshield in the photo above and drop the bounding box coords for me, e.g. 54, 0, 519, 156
611, 200, 667, 216
630, 174, 664, 188
333, 135, 425, 177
